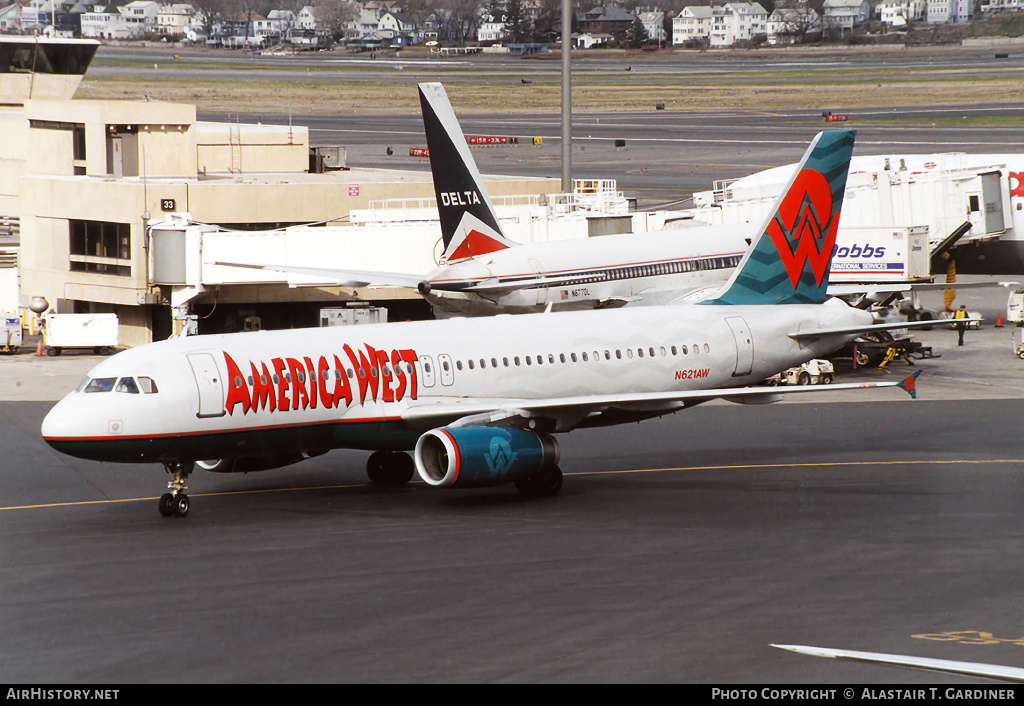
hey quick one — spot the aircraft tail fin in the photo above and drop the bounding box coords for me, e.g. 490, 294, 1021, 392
704, 130, 856, 306
418, 82, 517, 264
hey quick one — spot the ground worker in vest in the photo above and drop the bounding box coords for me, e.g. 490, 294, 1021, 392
954, 304, 969, 346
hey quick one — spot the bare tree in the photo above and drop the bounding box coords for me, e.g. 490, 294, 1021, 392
191, 0, 229, 40
440, 0, 483, 44
314, 0, 361, 40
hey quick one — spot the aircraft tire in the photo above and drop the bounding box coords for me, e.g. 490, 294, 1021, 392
174, 495, 190, 517
515, 466, 563, 498
368, 450, 414, 488
159, 493, 175, 517
387, 452, 415, 486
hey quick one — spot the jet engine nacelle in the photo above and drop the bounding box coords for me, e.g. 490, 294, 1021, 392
414, 426, 560, 488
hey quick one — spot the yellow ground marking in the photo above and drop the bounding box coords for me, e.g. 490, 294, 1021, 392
0, 482, 367, 512
4, 458, 1022, 513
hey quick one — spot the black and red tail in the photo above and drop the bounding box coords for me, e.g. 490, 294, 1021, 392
418, 82, 518, 264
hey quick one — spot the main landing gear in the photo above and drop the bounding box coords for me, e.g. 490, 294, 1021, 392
515, 466, 564, 497
159, 460, 193, 517
366, 450, 415, 489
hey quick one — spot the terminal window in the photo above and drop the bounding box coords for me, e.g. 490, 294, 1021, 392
69, 220, 131, 276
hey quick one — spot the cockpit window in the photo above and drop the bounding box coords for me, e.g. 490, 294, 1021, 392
115, 377, 139, 394
83, 377, 117, 393
138, 377, 158, 394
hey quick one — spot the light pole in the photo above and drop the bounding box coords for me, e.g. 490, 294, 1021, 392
560, 0, 572, 193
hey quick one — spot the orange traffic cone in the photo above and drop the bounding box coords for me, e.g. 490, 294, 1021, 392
35, 339, 43, 356
996, 313, 1004, 328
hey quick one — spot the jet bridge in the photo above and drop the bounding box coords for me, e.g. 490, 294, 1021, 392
692, 153, 1022, 267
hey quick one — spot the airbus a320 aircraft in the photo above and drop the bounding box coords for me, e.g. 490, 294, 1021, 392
218, 82, 748, 316
43, 129, 920, 518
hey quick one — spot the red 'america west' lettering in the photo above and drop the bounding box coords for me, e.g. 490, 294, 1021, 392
223, 346, 419, 416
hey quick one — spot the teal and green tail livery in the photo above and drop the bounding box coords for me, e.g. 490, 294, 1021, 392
705, 130, 856, 306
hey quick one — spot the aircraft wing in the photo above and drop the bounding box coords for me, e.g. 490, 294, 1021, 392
828, 281, 1019, 296
210, 261, 427, 290
402, 373, 920, 431
772, 644, 1024, 683
788, 318, 982, 340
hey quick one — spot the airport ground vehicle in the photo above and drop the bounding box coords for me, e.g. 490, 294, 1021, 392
766, 359, 834, 386
1, 313, 20, 353
43, 313, 118, 356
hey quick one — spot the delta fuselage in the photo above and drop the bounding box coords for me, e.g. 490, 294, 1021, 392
419, 225, 749, 316
41, 299, 870, 467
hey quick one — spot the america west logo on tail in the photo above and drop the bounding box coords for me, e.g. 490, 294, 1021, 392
704, 130, 856, 307
768, 167, 841, 290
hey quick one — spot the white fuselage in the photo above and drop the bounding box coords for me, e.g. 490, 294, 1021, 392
42, 298, 870, 466
422, 225, 749, 316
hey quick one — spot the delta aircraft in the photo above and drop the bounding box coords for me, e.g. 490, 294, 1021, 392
42, 129, 922, 518
217, 82, 749, 316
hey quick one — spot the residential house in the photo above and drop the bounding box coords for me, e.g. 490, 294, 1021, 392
672, 6, 713, 46
378, 10, 417, 46
477, 11, 508, 44
766, 7, 821, 44
287, 4, 331, 45
822, 0, 870, 34
926, 0, 973, 23
266, 9, 295, 38
251, 14, 281, 45
81, 2, 131, 38
576, 32, 613, 48
345, 8, 383, 45
156, 4, 193, 37
879, 0, 925, 26
0, 2, 21, 33
981, 0, 1023, 12
364, 0, 402, 17
577, 5, 635, 43
21, 0, 54, 33
637, 10, 665, 44
24, 0, 87, 36
120, 0, 160, 37
709, 2, 768, 48
295, 5, 316, 30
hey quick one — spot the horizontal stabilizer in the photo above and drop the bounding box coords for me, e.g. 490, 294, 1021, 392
772, 644, 1024, 682
788, 318, 981, 340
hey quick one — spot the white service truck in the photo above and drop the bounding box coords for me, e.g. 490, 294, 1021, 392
43, 313, 118, 356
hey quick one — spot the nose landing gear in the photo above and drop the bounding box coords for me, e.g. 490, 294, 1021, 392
159, 461, 193, 517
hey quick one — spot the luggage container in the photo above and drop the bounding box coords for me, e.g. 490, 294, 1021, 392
1, 313, 21, 353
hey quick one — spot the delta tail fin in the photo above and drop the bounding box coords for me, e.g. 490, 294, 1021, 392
418, 82, 519, 264
704, 130, 856, 306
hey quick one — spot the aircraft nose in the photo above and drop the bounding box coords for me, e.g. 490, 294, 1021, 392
41, 397, 74, 442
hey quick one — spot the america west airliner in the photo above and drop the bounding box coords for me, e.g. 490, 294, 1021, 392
42, 129, 921, 518
218, 82, 749, 316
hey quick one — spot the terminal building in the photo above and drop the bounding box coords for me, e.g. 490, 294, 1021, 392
1, 37, 562, 346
